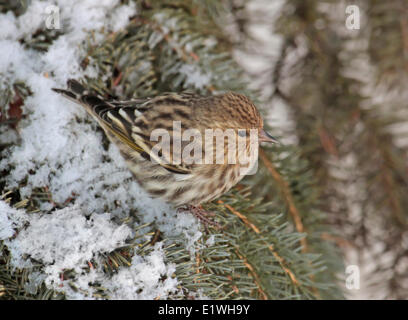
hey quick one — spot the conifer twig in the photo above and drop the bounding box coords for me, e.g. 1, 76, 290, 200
259, 149, 307, 251
221, 202, 260, 233
234, 249, 268, 300
138, 17, 200, 63
219, 200, 300, 287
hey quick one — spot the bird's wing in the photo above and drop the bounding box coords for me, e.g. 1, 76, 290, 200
52, 80, 192, 175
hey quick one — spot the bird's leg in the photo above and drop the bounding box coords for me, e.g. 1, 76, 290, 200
177, 205, 220, 229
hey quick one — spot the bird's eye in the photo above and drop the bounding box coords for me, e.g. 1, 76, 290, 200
238, 130, 246, 137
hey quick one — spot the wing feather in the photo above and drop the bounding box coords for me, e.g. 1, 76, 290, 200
52, 80, 192, 174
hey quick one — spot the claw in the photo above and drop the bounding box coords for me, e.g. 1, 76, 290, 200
177, 205, 221, 229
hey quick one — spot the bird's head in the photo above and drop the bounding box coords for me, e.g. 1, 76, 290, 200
218, 92, 279, 144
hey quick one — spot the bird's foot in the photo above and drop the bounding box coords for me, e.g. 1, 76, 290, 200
177, 205, 220, 229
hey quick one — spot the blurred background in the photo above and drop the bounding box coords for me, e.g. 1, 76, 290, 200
1, 0, 407, 299
228, 0, 408, 299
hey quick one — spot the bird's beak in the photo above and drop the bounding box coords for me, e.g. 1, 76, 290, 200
259, 129, 279, 144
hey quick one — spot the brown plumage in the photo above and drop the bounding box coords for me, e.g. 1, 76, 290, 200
52, 80, 277, 223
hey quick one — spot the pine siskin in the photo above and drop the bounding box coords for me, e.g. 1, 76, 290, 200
52, 80, 277, 224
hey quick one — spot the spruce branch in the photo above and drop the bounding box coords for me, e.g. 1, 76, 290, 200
0, 0, 345, 300
259, 149, 307, 251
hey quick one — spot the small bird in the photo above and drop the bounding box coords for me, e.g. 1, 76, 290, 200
52, 80, 277, 224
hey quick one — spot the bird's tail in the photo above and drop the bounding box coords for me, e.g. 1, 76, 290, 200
52, 79, 115, 119
52, 79, 150, 163
52, 79, 87, 102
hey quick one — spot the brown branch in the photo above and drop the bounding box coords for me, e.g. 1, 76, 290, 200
221, 202, 260, 233
219, 200, 300, 287
318, 126, 339, 157
259, 148, 307, 251
366, 120, 408, 226
234, 249, 268, 300
381, 165, 407, 226
258, 149, 323, 295
268, 244, 299, 286
399, 3, 408, 72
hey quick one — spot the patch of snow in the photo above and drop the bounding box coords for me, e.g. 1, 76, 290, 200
179, 64, 211, 90
102, 243, 178, 300
0, 0, 203, 300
